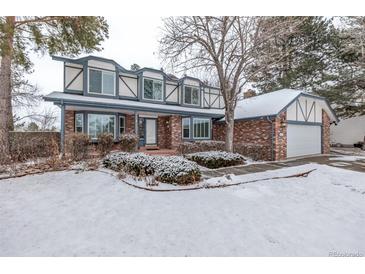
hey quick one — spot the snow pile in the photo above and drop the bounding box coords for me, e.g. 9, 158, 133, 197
103, 152, 201, 184
329, 155, 365, 162
186, 150, 245, 169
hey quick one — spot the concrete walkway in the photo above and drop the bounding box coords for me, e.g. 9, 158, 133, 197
201, 154, 365, 179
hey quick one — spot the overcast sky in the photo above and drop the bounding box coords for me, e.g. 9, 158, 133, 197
22, 16, 165, 126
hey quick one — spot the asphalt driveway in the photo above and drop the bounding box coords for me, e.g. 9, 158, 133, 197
202, 154, 365, 179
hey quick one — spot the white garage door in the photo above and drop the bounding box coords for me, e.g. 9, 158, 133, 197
287, 124, 322, 158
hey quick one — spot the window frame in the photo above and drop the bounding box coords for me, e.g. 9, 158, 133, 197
87, 113, 116, 140
88, 68, 116, 96
182, 117, 191, 139
183, 85, 200, 106
142, 77, 164, 101
119, 116, 125, 135
193, 118, 211, 139
75, 113, 84, 133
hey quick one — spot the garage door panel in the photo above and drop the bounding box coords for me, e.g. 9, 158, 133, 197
287, 124, 321, 158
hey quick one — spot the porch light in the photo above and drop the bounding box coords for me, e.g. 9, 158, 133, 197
280, 120, 287, 128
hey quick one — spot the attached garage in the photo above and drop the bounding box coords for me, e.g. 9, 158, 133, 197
213, 89, 339, 161
287, 124, 322, 158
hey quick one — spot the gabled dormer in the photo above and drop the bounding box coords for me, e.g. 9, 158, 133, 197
53, 55, 224, 109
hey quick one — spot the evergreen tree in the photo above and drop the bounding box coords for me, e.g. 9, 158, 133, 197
250, 16, 365, 118
251, 17, 340, 93
0, 16, 109, 163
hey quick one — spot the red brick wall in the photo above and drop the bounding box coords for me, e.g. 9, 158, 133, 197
212, 113, 289, 161
65, 110, 75, 140
322, 110, 330, 154
213, 118, 274, 160
157, 116, 172, 149
170, 115, 182, 149
125, 114, 136, 134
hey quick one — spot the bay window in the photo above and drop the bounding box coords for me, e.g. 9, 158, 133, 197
89, 68, 115, 96
184, 86, 200, 105
143, 78, 163, 101
193, 118, 210, 139
87, 114, 116, 139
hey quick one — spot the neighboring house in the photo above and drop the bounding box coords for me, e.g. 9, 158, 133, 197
330, 115, 365, 146
44, 55, 225, 152
213, 89, 338, 160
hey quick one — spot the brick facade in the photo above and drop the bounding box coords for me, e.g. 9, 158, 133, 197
157, 116, 172, 149
213, 117, 274, 160
125, 114, 136, 134
213, 112, 287, 161
322, 110, 331, 154
65, 110, 75, 140
170, 115, 182, 149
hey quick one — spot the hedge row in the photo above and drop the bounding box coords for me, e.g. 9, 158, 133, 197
9, 131, 60, 162
178, 140, 270, 161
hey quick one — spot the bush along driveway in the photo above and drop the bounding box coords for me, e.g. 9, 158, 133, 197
201, 155, 365, 179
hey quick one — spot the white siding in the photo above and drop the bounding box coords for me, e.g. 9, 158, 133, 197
165, 83, 178, 103
184, 79, 200, 87
331, 115, 365, 145
88, 60, 115, 71
286, 95, 322, 123
143, 71, 163, 80
204, 88, 210, 107
65, 65, 83, 91
119, 75, 138, 98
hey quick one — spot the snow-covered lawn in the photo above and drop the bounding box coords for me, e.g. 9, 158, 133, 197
0, 163, 364, 256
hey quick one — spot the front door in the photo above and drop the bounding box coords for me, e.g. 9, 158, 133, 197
145, 118, 157, 145
139, 118, 157, 146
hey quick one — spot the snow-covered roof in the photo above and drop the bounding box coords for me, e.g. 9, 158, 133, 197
232, 89, 338, 122
44, 92, 225, 117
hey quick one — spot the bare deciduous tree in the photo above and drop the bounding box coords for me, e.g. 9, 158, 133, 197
159, 16, 302, 151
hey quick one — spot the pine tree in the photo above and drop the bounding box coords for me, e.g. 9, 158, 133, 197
0, 16, 109, 163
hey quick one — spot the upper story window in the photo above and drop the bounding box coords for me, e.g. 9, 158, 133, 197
89, 68, 115, 96
184, 86, 200, 106
143, 78, 163, 101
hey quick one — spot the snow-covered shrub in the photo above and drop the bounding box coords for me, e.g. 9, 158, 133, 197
66, 133, 90, 161
185, 151, 245, 169
103, 152, 201, 185
234, 143, 270, 161
119, 133, 138, 152
152, 156, 201, 184
97, 133, 114, 156
178, 140, 225, 154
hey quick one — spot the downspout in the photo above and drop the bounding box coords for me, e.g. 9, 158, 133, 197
60, 101, 65, 156
266, 116, 275, 161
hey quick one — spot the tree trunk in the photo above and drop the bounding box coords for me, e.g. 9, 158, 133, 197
225, 107, 235, 152
0, 16, 15, 164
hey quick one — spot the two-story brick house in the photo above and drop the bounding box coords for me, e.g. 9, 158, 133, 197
44, 55, 338, 161
44, 55, 225, 152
